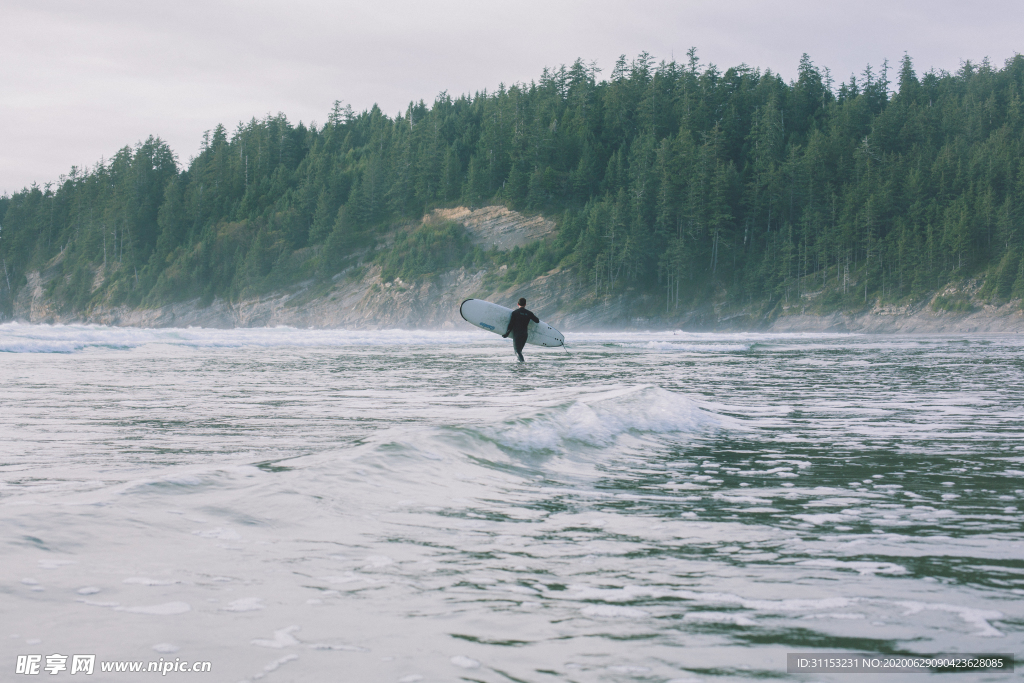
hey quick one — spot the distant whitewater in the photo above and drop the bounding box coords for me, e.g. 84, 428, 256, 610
0, 321, 838, 354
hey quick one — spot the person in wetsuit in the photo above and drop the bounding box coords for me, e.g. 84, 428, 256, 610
502, 297, 540, 362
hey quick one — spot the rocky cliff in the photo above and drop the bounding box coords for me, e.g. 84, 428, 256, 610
11, 206, 1024, 334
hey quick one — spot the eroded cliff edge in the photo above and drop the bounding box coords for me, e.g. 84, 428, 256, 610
12, 206, 1024, 334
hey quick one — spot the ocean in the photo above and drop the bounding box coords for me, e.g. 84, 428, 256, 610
1, 322, 1021, 682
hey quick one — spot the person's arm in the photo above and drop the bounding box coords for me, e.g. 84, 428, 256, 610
503, 313, 513, 338
530, 311, 539, 324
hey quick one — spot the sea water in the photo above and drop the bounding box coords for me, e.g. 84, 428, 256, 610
0, 322, 1021, 682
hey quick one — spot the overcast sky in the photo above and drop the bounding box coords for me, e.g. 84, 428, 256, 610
3, 0, 1022, 195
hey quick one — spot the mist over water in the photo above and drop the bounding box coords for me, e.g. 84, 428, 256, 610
1, 324, 1021, 682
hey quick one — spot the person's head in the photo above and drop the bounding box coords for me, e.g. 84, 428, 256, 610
518, 297, 526, 307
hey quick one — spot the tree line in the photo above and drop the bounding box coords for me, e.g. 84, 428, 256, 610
2, 50, 1023, 320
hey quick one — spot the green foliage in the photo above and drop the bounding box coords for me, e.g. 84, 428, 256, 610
978, 248, 1021, 302
4, 53, 1024, 317
484, 239, 568, 290
1013, 255, 1024, 303
376, 221, 475, 282
931, 293, 974, 312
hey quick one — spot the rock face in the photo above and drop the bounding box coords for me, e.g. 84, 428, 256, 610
9, 202, 606, 330
11, 264, 605, 331
425, 206, 556, 251
8, 205, 1024, 333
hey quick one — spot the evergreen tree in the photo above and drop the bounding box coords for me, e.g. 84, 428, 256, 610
3, 51, 1024, 318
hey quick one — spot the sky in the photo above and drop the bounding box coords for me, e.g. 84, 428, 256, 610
2, 0, 1022, 195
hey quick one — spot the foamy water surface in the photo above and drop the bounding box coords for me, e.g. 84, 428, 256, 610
1, 323, 1021, 681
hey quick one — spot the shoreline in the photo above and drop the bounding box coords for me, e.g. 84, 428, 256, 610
9, 262, 1024, 335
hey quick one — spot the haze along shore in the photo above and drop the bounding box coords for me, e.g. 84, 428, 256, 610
11, 206, 1024, 334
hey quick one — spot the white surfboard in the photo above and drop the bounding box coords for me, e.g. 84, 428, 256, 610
460, 299, 565, 347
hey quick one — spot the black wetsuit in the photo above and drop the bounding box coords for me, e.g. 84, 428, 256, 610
504, 307, 539, 361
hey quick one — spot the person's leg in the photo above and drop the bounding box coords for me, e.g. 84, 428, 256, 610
513, 335, 526, 362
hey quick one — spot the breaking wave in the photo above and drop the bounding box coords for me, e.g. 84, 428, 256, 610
0, 322, 491, 353
476, 385, 730, 452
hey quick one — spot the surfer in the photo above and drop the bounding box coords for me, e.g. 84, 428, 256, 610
502, 297, 540, 362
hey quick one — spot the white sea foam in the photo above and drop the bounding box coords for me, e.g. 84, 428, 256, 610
683, 612, 756, 626
569, 582, 1006, 639
152, 643, 180, 653
713, 493, 774, 505
581, 604, 649, 619
796, 560, 908, 576
896, 601, 1004, 637
485, 385, 730, 451
608, 666, 653, 675
116, 601, 191, 615
248, 654, 298, 680
0, 321, 851, 354
193, 527, 242, 541
224, 597, 265, 612
568, 330, 844, 343
123, 577, 178, 586
450, 655, 481, 669
569, 584, 671, 602
251, 626, 301, 648
794, 513, 859, 525
625, 341, 751, 352
0, 321, 493, 353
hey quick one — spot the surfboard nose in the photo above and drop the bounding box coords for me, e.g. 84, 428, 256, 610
459, 299, 475, 322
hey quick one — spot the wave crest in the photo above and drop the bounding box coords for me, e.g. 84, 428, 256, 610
480, 386, 725, 452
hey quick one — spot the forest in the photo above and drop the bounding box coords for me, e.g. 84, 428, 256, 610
2, 50, 1023, 321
